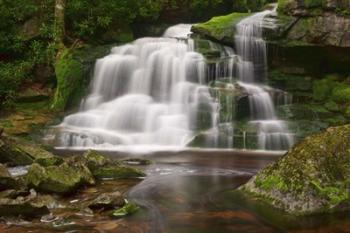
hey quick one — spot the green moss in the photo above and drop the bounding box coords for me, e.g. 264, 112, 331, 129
325, 101, 340, 112
93, 166, 145, 179
191, 12, 251, 44
255, 174, 288, 192
346, 107, 350, 118
311, 181, 349, 206
51, 49, 83, 110
313, 79, 336, 101
241, 124, 350, 215
331, 85, 350, 103
304, 0, 327, 8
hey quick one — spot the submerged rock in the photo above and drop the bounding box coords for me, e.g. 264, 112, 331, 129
240, 124, 350, 215
92, 166, 145, 180
25, 163, 95, 194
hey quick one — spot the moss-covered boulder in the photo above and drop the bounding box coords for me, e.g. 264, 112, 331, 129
73, 150, 145, 179
191, 13, 251, 45
25, 163, 95, 194
240, 124, 350, 215
0, 136, 63, 166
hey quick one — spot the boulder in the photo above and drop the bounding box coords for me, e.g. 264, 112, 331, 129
74, 150, 145, 179
240, 124, 350, 215
25, 163, 95, 194
0, 136, 63, 166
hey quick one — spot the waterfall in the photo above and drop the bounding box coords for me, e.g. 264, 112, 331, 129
53, 26, 220, 150
234, 7, 295, 150
51, 8, 295, 151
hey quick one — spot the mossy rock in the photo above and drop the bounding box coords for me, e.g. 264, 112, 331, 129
82, 150, 111, 170
191, 12, 251, 45
51, 45, 111, 110
0, 136, 63, 166
240, 124, 350, 215
0, 139, 34, 166
25, 163, 95, 194
0, 189, 52, 217
92, 166, 145, 179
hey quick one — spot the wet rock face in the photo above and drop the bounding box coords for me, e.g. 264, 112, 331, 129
240, 124, 350, 215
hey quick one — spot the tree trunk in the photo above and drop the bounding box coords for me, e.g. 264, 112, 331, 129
54, 0, 66, 54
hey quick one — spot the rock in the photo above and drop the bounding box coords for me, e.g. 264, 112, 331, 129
0, 189, 51, 217
240, 124, 350, 215
88, 191, 124, 210
191, 13, 251, 46
0, 138, 34, 166
0, 136, 63, 167
112, 200, 140, 218
0, 164, 17, 191
92, 166, 145, 180
25, 163, 95, 194
83, 150, 111, 170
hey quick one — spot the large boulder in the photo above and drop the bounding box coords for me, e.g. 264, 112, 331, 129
73, 150, 146, 180
0, 136, 63, 166
240, 124, 350, 215
25, 163, 95, 194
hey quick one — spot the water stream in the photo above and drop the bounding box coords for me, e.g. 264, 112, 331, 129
50, 8, 294, 151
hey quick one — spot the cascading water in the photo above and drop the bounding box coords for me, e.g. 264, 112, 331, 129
234, 7, 294, 150
53, 26, 219, 150
51, 7, 295, 151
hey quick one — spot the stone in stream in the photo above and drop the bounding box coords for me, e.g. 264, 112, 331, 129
25, 163, 95, 194
74, 150, 146, 179
88, 191, 125, 210
0, 189, 52, 217
240, 124, 350, 215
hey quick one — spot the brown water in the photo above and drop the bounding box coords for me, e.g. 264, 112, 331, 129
2, 150, 350, 233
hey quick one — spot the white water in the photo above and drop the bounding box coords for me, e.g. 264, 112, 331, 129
51, 7, 294, 151
234, 6, 294, 150
54, 26, 219, 150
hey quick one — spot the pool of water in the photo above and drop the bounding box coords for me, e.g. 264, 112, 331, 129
2, 150, 350, 233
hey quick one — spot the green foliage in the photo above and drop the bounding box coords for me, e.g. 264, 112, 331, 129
313, 78, 336, 101
331, 85, 350, 103
0, 61, 33, 107
112, 200, 140, 217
